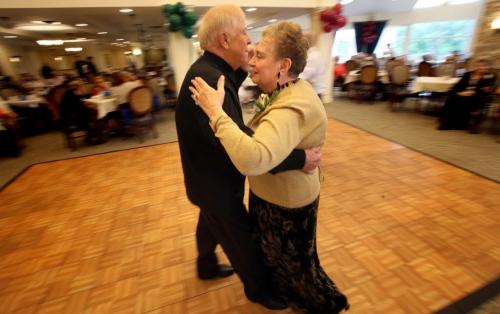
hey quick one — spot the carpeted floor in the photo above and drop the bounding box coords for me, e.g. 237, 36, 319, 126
324, 98, 500, 183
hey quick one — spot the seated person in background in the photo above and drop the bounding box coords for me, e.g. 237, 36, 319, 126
90, 75, 109, 96
446, 50, 461, 63
438, 59, 496, 132
60, 78, 103, 144
0, 76, 25, 94
0, 99, 23, 156
360, 55, 377, 68
333, 56, 347, 86
109, 71, 143, 107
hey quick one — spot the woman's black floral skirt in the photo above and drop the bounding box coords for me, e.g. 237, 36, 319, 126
249, 191, 349, 314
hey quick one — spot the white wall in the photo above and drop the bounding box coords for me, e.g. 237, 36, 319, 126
0, 43, 43, 78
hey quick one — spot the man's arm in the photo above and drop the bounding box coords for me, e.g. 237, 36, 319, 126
269, 149, 305, 174
241, 117, 321, 175
269, 146, 321, 174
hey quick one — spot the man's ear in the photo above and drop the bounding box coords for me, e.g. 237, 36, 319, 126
216, 32, 230, 49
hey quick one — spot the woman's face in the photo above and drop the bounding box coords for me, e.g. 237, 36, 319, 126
249, 37, 281, 93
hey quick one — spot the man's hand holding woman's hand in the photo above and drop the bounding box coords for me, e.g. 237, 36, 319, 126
190, 75, 226, 119
303, 145, 322, 174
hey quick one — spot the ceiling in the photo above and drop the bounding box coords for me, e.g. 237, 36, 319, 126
341, 0, 418, 16
0, 6, 311, 48
0, 0, 482, 48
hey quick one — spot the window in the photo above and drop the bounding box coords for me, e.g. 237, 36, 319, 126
332, 28, 356, 63
407, 20, 475, 63
373, 26, 408, 58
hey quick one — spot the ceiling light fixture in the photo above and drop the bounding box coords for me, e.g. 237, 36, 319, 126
54, 57, 63, 61
116, 38, 124, 41
247, 26, 254, 30
245, 8, 257, 12
3, 35, 18, 38
9, 56, 21, 63
132, 47, 142, 55
64, 38, 92, 43
36, 39, 64, 46
492, 18, 500, 30
18, 23, 72, 31
97, 31, 108, 35
75, 23, 88, 27
65, 47, 83, 52
119, 8, 133, 13
268, 19, 278, 23
192, 34, 198, 38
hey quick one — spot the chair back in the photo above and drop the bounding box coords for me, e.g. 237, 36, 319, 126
128, 86, 153, 115
390, 65, 410, 86
345, 60, 359, 72
435, 62, 456, 77
359, 65, 377, 84
385, 59, 399, 74
0, 88, 20, 99
417, 62, 433, 77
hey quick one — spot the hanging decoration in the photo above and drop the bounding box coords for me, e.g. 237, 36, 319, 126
319, 3, 347, 33
361, 21, 376, 44
161, 2, 198, 39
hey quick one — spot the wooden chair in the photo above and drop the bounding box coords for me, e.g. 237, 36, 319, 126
388, 65, 411, 111
350, 65, 378, 101
385, 59, 399, 74
126, 86, 158, 142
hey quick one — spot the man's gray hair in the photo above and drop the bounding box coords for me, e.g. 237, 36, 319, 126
198, 4, 245, 50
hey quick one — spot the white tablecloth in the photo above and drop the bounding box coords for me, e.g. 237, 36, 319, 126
84, 97, 118, 119
7, 95, 45, 108
411, 77, 460, 93
345, 70, 390, 85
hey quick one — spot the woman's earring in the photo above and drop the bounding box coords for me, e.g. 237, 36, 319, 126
276, 72, 281, 90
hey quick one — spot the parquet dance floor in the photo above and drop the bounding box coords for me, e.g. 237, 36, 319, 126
0, 119, 499, 313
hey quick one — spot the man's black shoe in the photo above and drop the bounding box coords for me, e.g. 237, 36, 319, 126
198, 264, 234, 280
248, 295, 288, 310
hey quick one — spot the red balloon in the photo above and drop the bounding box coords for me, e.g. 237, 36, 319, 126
335, 15, 347, 28
332, 3, 342, 15
323, 23, 335, 33
320, 8, 337, 24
